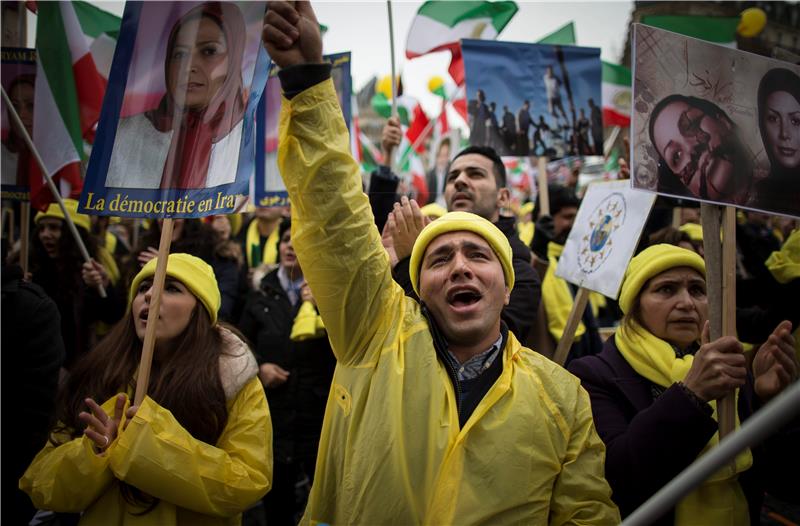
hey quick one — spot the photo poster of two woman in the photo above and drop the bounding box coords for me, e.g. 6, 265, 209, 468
255, 52, 353, 208
632, 24, 800, 219
1, 47, 36, 201
80, 1, 270, 219
461, 39, 603, 161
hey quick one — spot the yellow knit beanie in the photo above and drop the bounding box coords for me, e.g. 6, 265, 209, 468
420, 203, 447, 219
409, 211, 514, 296
129, 253, 221, 325
619, 244, 706, 314
34, 198, 91, 232
678, 222, 704, 242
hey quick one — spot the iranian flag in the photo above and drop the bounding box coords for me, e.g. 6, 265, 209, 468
31, 1, 119, 208
406, 1, 518, 85
641, 15, 739, 47
602, 61, 631, 127
372, 93, 431, 154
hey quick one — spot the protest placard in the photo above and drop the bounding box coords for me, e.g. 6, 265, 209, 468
461, 39, 602, 160
1, 47, 36, 201
80, 1, 270, 219
556, 180, 656, 298
632, 24, 800, 218
255, 52, 352, 208
550, 180, 655, 365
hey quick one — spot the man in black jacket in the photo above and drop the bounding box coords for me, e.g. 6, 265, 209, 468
2, 262, 65, 525
385, 145, 541, 341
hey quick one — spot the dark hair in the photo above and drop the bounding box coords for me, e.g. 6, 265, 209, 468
31, 220, 99, 298
277, 217, 291, 250
648, 94, 733, 156
757, 68, 800, 175
648, 226, 694, 248
647, 94, 736, 197
533, 183, 580, 219
52, 301, 229, 510
453, 145, 507, 187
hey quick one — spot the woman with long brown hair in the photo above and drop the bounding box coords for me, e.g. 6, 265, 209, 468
21, 253, 272, 525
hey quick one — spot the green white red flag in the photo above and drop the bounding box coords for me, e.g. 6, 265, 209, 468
406, 1, 518, 86
602, 61, 631, 127
31, 1, 119, 208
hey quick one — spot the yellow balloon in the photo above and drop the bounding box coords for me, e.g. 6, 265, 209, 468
738, 7, 767, 38
377, 75, 396, 100
428, 76, 445, 94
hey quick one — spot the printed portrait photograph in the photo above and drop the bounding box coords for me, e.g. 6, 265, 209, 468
632, 24, 800, 218
96, 1, 267, 191
462, 39, 602, 160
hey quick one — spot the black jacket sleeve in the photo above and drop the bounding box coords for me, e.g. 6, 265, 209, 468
369, 165, 400, 233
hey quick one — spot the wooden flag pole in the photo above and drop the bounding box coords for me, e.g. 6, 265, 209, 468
700, 203, 722, 339
700, 203, 735, 439
719, 206, 737, 438
133, 218, 174, 406
537, 156, 550, 217
672, 207, 682, 229
20, 201, 30, 276
386, 0, 398, 174
552, 286, 590, 366
0, 86, 105, 297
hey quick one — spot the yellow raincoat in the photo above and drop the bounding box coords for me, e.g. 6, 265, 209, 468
279, 78, 619, 525
20, 329, 272, 526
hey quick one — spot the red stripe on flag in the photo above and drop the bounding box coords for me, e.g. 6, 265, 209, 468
30, 162, 82, 210
72, 52, 106, 140
603, 108, 630, 127
412, 173, 429, 206
438, 100, 449, 134
406, 105, 431, 154
448, 45, 465, 86
452, 98, 467, 121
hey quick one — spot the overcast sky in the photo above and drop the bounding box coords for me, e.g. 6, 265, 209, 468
27, 1, 634, 123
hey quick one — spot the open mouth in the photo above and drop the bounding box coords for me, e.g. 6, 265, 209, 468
778, 146, 797, 157
138, 308, 160, 323
447, 288, 482, 308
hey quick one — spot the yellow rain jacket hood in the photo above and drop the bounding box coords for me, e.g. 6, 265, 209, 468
20, 327, 272, 525
278, 78, 619, 525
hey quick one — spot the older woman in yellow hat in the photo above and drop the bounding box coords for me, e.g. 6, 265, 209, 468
21, 253, 272, 526
568, 244, 799, 525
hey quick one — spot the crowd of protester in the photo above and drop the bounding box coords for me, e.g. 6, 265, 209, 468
2, 2, 799, 524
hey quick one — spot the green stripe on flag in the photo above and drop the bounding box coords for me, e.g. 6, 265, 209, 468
72, 1, 121, 38
418, 1, 518, 31
37, 3, 83, 156
602, 61, 631, 85
641, 15, 739, 43
538, 22, 575, 45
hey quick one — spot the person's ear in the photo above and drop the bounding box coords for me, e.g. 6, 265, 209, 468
504, 286, 510, 306
497, 187, 510, 211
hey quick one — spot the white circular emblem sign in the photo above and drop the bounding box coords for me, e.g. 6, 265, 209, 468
577, 192, 627, 274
